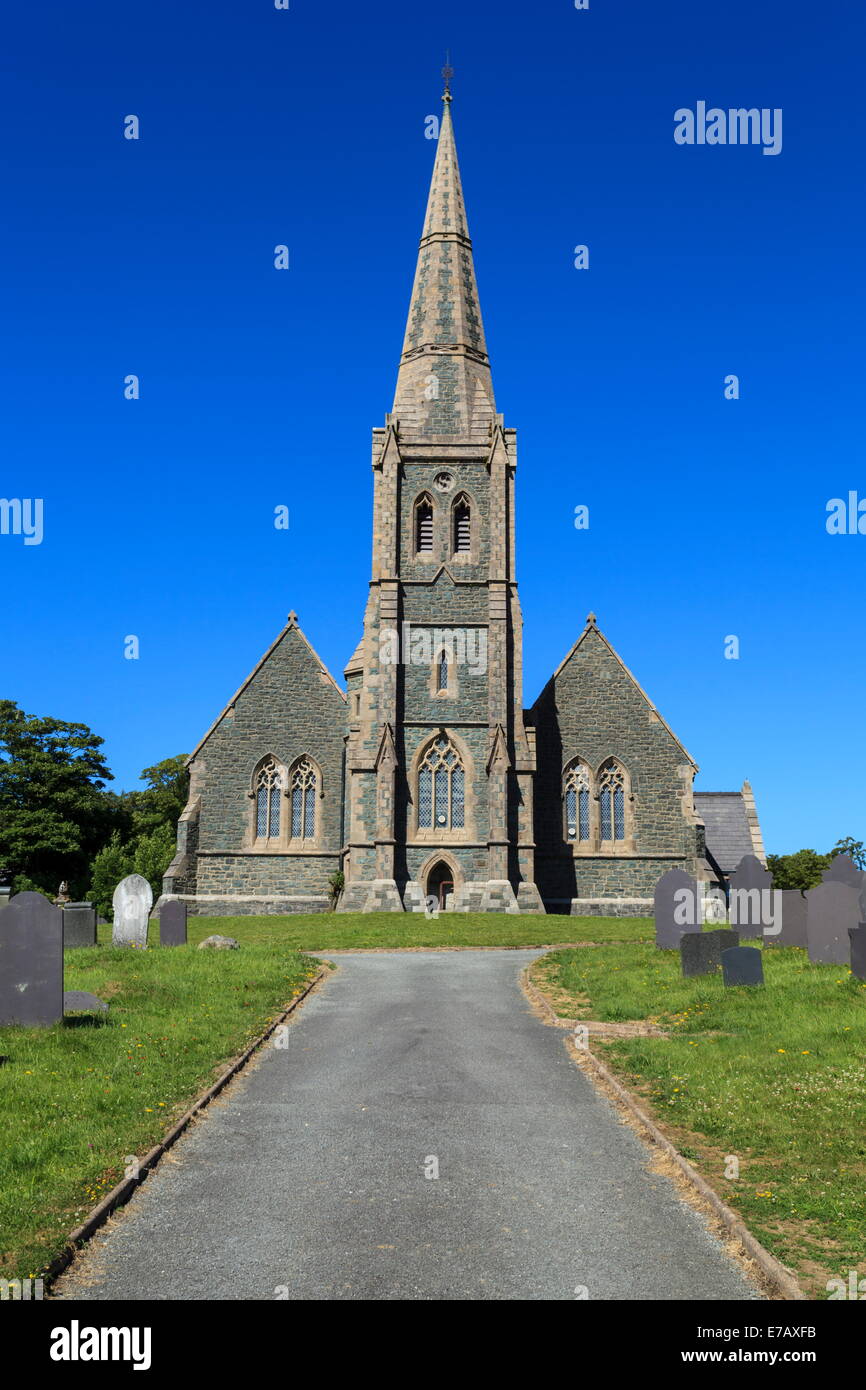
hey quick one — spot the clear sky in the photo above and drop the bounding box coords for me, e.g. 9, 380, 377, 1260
1, 0, 863, 855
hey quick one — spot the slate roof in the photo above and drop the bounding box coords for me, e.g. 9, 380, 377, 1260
694, 792, 757, 875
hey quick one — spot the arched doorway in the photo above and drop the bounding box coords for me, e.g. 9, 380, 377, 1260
426, 859, 454, 910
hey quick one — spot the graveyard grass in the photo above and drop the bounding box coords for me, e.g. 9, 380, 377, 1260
531, 942, 866, 1300
0, 932, 319, 1282
185, 911, 652, 950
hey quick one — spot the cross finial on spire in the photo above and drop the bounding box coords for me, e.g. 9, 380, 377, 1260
287, 610, 298, 628
586, 611, 597, 627
442, 52, 453, 102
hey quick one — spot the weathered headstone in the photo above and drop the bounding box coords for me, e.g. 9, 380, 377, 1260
821, 854, 865, 888
112, 874, 152, 948
198, 935, 239, 951
721, 945, 765, 987
728, 854, 775, 941
63, 990, 108, 1014
654, 868, 699, 949
767, 889, 808, 948
0, 892, 64, 1026
159, 899, 187, 947
848, 926, 866, 982
680, 928, 740, 977
805, 879, 860, 965
62, 902, 97, 949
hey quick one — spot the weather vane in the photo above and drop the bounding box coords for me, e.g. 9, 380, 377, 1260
442, 52, 454, 100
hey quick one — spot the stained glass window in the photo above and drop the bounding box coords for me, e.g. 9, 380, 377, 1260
563, 761, 591, 842
417, 735, 465, 831
437, 650, 448, 691
599, 760, 626, 842
290, 757, 317, 841
254, 758, 282, 839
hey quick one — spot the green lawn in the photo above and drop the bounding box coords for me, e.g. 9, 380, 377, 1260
185, 910, 653, 950
532, 942, 866, 1299
0, 932, 319, 1282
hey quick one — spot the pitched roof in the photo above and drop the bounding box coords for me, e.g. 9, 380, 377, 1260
187, 615, 345, 765
536, 615, 698, 769
694, 791, 759, 874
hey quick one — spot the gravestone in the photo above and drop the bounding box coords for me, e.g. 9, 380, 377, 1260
805, 880, 860, 965
848, 926, 866, 982
728, 854, 775, 940
112, 874, 152, 948
654, 868, 699, 949
821, 855, 865, 888
768, 890, 808, 948
63, 990, 109, 1014
0, 892, 64, 1026
159, 900, 187, 947
721, 945, 765, 988
62, 902, 97, 949
680, 928, 740, 977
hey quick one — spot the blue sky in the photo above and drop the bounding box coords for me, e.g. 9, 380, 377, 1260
1, 0, 863, 855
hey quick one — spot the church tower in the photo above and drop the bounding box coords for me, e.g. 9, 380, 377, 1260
340, 82, 544, 914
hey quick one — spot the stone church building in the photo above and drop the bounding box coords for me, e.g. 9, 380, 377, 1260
164, 89, 764, 917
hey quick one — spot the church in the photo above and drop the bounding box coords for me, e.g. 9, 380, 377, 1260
163, 86, 764, 917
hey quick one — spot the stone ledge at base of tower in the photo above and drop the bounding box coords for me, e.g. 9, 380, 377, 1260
336, 880, 406, 914
403, 881, 427, 913
176, 894, 331, 917
544, 897, 654, 918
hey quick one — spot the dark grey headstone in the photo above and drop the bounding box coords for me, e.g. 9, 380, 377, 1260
806, 880, 860, 965
0, 887, 11, 912
680, 929, 740, 977
654, 868, 699, 949
62, 902, 97, 949
767, 890, 808, 948
721, 945, 765, 987
63, 990, 108, 1014
0, 891, 64, 1026
822, 855, 865, 888
848, 926, 866, 981
728, 854, 775, 940
848, 924, 866, 980
159, 900, 187, 947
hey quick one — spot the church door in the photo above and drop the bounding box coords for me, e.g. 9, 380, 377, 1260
426, 860, 454, 910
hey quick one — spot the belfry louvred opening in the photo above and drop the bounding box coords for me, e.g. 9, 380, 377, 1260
162, 84, 762, 918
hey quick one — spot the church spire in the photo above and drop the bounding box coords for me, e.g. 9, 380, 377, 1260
391, 81, 496, 442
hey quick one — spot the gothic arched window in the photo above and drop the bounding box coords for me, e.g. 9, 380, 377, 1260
598, 759, 627, 842
418, 735, 465, 830
563, 760, 591, 843
415, 495, 434, 554
453, 495, 471, 553
255, 758, 282, 840
436, 649, 449, 692
290, 757, 317, 840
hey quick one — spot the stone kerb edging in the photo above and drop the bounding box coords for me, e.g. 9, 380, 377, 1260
44, 965, 330, 1291
521, 965, 807, 1302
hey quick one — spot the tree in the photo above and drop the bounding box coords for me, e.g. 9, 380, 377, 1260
133, 823, 177, 903
0, 700, 126, 897
766, 849, 832, 892
121, 755, 189, 839
88, 832, 134, 919
830, 837, 865, 869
